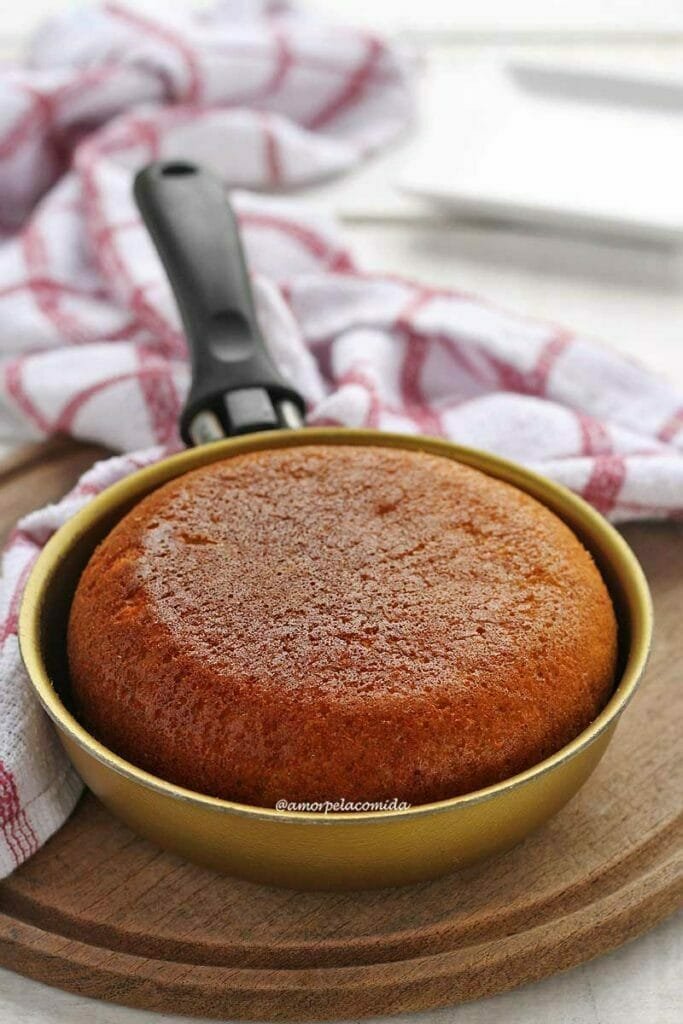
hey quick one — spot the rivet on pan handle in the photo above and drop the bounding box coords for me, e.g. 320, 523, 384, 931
133, 161, 306, 446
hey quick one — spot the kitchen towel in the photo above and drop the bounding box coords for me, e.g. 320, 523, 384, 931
0, 1, 681, 875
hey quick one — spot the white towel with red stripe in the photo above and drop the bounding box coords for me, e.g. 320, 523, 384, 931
0, 1, 681, 877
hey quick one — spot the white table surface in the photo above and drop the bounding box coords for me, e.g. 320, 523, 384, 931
0, 2, 681, 1023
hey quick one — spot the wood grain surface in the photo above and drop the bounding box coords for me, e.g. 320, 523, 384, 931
0, 440, 680, 1021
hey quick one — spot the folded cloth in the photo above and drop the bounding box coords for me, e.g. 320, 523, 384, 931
0, 2, 681, 877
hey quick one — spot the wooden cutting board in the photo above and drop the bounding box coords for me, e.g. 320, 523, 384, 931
0, 439, 681, 1021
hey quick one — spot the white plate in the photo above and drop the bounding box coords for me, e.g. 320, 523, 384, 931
398, 60, 683, 243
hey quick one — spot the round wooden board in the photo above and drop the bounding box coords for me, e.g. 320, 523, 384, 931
0, 439, 681, 1021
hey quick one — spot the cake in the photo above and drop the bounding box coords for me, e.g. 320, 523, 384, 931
67, 444, 618, 808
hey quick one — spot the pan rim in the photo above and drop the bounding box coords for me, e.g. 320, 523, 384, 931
18, 427, 653, 826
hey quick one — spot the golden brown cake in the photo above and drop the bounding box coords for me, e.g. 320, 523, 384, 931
67, 444, 618, 808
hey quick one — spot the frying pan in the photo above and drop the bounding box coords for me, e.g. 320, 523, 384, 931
18, 161, 652, 890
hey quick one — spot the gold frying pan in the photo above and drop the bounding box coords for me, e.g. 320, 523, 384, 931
18, 162, 652, 890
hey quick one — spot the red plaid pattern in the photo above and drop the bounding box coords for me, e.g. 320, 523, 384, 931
0, 1, 681, 875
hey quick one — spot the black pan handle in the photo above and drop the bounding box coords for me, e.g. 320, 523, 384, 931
134, 161, 305, 446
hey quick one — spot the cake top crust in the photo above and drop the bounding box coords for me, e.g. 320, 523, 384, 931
67, 443, 618, 805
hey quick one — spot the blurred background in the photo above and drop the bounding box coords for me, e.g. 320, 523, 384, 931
3, 0, 683, 382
